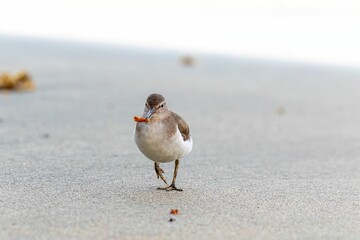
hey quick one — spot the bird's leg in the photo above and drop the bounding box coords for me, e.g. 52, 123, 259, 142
154, 162, 167, 185
157, 159, 182, 191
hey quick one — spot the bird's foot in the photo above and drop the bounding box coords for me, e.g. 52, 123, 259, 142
157, 184, 183, 192
155, 164, 167, 185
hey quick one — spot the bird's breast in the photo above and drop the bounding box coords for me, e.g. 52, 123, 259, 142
134, 122, 192, 163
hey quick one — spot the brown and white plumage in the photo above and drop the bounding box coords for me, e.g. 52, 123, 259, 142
134, 94, 193, 191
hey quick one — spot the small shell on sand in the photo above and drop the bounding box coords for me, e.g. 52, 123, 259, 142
180, 55, 196, 66
276, 106, 286, 116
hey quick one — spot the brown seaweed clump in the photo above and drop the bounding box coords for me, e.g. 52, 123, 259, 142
0, 71, 35, 91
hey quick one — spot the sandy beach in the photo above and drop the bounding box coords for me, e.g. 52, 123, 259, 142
1, 36, 360, 239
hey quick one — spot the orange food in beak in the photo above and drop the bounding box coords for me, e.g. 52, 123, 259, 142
134, 116, 150, 123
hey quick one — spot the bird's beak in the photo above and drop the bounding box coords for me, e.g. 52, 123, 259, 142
145, 108, 155, 118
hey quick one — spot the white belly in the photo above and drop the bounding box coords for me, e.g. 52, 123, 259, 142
134, 123, 193, 163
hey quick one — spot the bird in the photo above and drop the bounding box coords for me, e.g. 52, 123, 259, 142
134, 93, 193, 191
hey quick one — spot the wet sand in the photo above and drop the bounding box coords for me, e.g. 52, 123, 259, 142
1, 36, 360, 239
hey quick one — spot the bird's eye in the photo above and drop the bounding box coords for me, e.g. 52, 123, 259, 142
160, 104, 164, 108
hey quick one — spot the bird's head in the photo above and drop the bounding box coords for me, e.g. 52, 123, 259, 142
143, 93, 168, 119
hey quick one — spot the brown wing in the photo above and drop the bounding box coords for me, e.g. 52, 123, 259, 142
171, 112, 190, 141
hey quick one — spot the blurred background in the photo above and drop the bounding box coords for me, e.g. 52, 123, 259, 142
1, 0, 360, 67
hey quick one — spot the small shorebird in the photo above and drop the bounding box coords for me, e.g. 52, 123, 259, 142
134, 94, 193, 191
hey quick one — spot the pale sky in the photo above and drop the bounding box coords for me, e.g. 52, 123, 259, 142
1, 0, 360, 67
